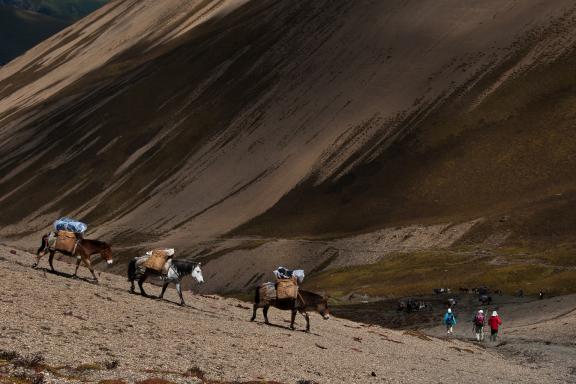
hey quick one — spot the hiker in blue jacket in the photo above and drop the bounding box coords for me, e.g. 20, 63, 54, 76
444, 308, 457, 335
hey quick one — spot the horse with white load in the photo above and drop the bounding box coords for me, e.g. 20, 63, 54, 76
127, 248, 204, 306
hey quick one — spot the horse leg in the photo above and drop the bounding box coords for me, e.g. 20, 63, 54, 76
290, 309, 297, 330
83, 256, 98, 283
129, 279, 135, 294
159, 282, 169, 299
33, 236, 47, 268
33, 252, 44, 268
263, 305, 271, 325
176, 282, 185, 306
251, 304, 258, 322
48, 251, 56, 272
73, 258, 81, 278
138, 272, 149, 297
300, 310, 310, 332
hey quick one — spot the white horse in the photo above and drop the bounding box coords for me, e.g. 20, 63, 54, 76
128, 256, 204, 305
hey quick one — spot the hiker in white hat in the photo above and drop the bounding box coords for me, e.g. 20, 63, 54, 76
488, 310, 503, 342
472, 309, 485, 341
443, 308, 457, 335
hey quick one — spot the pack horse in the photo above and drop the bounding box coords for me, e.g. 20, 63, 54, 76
127, 251, 204, 306
35, 233, 113, 282
251, 282, 330, 332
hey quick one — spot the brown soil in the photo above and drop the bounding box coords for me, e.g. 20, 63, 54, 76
0, 245, 571, 383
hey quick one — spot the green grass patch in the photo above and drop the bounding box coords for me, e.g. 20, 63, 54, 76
305, 249, 576, 298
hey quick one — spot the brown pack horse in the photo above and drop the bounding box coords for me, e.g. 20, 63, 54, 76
251, 284, 330, 332
34, 234, 113, 282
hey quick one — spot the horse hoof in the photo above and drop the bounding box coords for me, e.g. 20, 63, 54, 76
32, 264, 38, 269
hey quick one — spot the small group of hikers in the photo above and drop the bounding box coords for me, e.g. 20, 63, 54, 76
443, 308, 503, 342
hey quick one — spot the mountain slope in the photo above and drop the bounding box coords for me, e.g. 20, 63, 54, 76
1, 0, 576, 293
1, 245, 573, 383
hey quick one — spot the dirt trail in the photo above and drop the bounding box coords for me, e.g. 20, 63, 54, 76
0, 244, 569, 383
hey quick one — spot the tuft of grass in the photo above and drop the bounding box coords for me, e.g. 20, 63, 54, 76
184, 366, 206, 380
104, 360, 119, 370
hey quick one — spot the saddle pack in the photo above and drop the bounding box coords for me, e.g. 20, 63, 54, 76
52, 230, 79, 254
142, 249, 173, 272
276, 277, 298, 300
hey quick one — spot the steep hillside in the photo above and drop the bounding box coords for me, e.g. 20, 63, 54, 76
1, 245, 574, 383
1, 0, 576, 294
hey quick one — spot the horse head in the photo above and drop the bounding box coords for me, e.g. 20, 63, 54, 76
100, 243, 114, 266
191, 262, 204, 283
318, 295, 330, 320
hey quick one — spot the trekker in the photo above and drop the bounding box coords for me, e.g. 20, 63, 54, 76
488, 311, 502, 342
472, 309, 485, 341
444, 308, 457, 335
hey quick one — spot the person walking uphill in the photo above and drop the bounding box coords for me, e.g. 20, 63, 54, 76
489, 311, 503, 342
472, 309, 485, 341
444, 308, 457, 335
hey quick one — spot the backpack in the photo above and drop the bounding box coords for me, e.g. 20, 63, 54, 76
474, 313, 485, 325
445, 313, 454, 324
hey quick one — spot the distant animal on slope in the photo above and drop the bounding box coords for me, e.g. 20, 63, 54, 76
479, 295, 492, 305
127, 257, 204, 306
34, 233, 113, 282
251, 284, 330, 332
433, 288, 451, 294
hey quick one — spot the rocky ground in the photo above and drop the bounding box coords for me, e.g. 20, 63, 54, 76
0, 244, 574, 383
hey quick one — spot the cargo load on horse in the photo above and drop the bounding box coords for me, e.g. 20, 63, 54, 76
273, 267, 305, 300
54, 217, 88, 234
48, 218, 88, 254
142, 248, 174, 272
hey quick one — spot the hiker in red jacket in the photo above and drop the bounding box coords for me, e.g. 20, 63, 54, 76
488, 311, 503, 342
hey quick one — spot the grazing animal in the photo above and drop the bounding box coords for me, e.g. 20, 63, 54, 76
127, 257, 204, 306
398, 299, 429, 312
34, 233, 113, 282
251, 284, 330, 332
433, 288, 451, 294
479, 295, 492, 305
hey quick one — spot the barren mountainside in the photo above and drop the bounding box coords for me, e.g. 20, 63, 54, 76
1, 0, 576, 293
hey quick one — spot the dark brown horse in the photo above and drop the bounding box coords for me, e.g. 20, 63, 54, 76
34, 233, 113, 282
251, 284, 330, 332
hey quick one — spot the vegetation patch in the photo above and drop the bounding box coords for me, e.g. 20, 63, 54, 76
305, 248, 576, 299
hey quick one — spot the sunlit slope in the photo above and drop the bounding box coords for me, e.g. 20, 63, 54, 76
0, 0, 575, 257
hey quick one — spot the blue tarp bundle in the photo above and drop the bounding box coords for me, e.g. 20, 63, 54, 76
53, 217, 87, 234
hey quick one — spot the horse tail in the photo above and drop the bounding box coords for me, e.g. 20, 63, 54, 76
127, 258, 136, 281
36, 234, 48, 255
254, 285, 260, 305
